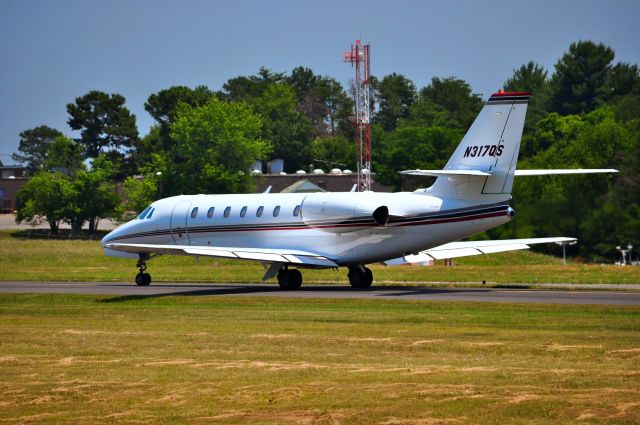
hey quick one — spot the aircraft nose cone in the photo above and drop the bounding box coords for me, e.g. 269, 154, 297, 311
101, 231, 114, 247
507, 207, 515, 218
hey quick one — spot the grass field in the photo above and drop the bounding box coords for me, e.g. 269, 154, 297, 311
1, 231, 639, 285
0, 293, 639, 424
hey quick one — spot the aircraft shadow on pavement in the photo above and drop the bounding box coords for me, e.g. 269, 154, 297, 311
97, 284, 488, 303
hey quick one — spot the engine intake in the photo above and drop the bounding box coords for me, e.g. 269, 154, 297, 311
373, 206, 389, 226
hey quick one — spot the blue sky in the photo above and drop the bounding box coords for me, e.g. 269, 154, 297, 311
1, 0, 639, 161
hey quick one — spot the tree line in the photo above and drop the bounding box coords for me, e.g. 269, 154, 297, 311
12, 40, 640, 260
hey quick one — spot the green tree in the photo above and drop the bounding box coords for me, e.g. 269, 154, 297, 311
67, 90, 139, 158
401, 97, 452, 128
166, 98, 271, 195
253, 83, 313, 172
601, 63, 640, 121
65, 156, 120, 234
311, 135, 355, 170
145, 85, 215, 126
221, 67, 287, 102
375, 73, 416, 131
12, 125, 63, 175
599, 63, 640, 102
504, 61, 550, 132
510, 107, 633, 258
549, 41, 615, 115
375, 126, 463, 189
43, 135, 85, 175
16, 172, 72, 234
133, 86, 216, 171
123, 174, 160, 214
314, 77, 354, 136
505, 61, 549, 94
614, 94, 640, 122
420, 77, 482, 129
288, 67, 353, 137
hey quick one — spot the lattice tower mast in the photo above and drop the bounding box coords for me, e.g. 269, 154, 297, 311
343, 40, 371, 191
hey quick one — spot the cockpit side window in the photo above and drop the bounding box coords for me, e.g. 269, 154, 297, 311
146, 208, 154, 219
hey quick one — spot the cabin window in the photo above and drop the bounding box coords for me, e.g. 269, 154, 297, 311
224, 206, 231, 218
256, 206, 264, 217
273, 206, 281, 217
146, 208, 154, 219
293, 205, 301, 217
240, 206, 247, 217
207, 207, 215, 218
137, 207, 151, 220
190, 207, 199, 219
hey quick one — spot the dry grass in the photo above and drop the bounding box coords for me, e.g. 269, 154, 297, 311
0, 294, 639, 424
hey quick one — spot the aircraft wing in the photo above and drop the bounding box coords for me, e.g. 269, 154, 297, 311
104, 243, 338, 268
383, 237, 576, 266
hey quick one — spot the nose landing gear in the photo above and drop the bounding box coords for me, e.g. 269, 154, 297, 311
135, 254, 152, 286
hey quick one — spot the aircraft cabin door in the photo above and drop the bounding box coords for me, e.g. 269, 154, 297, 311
171, 201, 191, 245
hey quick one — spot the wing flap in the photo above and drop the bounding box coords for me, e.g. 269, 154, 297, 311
384, 237, 576, 265
475, 243, 530, 254
427, 247, 484, 260
105, 243, 338, 268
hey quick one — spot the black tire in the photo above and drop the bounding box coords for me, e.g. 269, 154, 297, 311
289, 269, 303, 290
348, 266, 373, 289
135, 272, 152, 286
277, 269, 292, 290
278, 269, 302, 290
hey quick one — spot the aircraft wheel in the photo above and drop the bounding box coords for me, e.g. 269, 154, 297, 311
277, 269, 302, 290
289, 269, 303, 290
348, 266, 373, 289
135, 272, 152, 286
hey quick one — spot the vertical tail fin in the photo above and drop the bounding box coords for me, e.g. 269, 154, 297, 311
428, 91, 529, 203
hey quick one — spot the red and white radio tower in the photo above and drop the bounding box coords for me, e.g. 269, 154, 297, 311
343, 40, 371, 192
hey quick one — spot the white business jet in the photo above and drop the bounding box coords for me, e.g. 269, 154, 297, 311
101, 91, 617, 289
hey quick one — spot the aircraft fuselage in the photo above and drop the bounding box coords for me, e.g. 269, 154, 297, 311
103, 191, 513, 266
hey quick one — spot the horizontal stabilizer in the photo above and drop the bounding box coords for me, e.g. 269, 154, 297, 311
384, 237, 576, 266
105, 243, 338, 268
514, 169, 619, 176
400, 169, 491, 177
401, 169, 619, 178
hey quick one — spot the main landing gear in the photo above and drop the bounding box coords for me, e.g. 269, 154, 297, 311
277, 266, 302, 290
135, 254, 152, 286
275, 264, 373, 290
348, 265, 373, 289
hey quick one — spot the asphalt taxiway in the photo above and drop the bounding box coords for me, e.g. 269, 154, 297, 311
1, 282, 639, 305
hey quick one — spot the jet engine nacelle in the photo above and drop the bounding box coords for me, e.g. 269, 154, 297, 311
301, 193, 389, 233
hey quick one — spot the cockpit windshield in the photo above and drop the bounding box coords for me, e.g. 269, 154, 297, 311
137, 206, 153, 220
